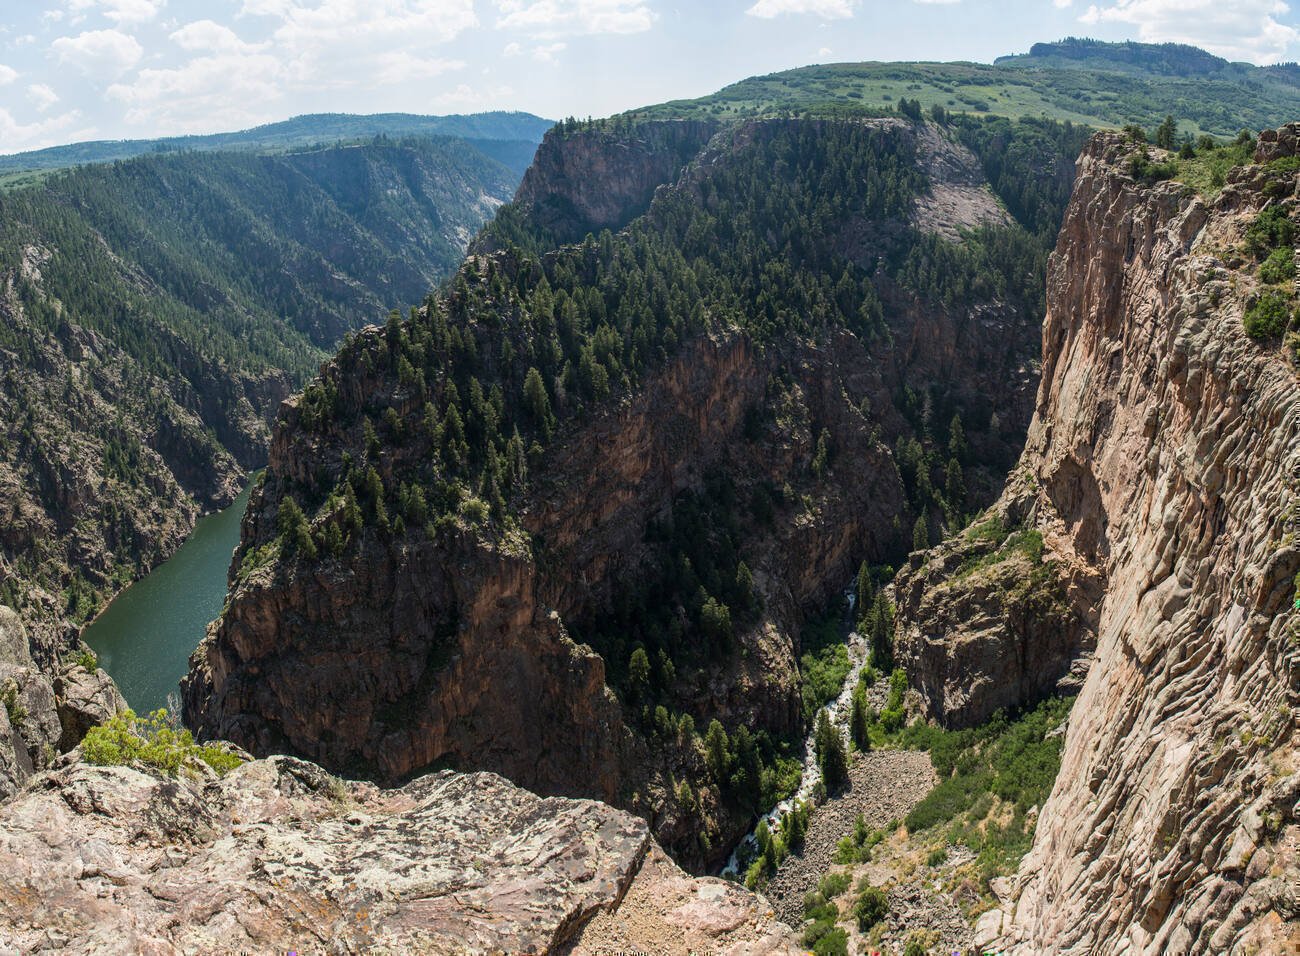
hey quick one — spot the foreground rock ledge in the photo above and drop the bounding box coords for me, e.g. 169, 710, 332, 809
0, 756, 796, 955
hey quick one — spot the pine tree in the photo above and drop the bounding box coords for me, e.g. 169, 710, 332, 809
912, 514, 930, 552
705, 719, 729, 780
814, 710, 849, 792
277, 496, 317, 560
522, 366, 554, 439
850, 680, 871, 751
1155, 115, 1177, 150
628, 646, 651, 702
869, 594, 894, 671
855, 560, 874, 619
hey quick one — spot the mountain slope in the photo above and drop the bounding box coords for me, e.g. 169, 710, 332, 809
0, 135, 529, 658
184, 112, 1086, 869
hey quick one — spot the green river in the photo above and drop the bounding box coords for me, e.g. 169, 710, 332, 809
82, 482, 252, 715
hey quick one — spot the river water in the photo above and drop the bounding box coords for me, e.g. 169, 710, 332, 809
81, 482, 252, 715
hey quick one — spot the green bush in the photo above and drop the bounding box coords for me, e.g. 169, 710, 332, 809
1246, 205, 1296, 259
1259, 248, 1296, 285
901, 696, 1073, 878
801, 890, 843, 953
927, 846, 948, 866
819, 871, 852, 898
1244, 291, 1292, 339
853, 884, 889, 932
70, 649, 99, 672
81, 709, 245, 777
813, 929, 849, 956
800, 613, 852, 723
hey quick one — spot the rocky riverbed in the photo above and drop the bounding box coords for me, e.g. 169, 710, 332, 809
764, 749, 935, 927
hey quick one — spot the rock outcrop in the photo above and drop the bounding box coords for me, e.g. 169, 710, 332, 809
945, 131, 1300, 952
0, 755, 797, 955
893, 477, 1098, 728
499, 119, 721, 248
0, 606, 125, 802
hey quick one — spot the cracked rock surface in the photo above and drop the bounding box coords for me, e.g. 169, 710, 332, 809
0, 755, 796, 955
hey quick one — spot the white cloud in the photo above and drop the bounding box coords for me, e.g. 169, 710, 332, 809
50, 29, 143, 77
106, 1, 484, 132
64, 0, 166, 25
494, 0, 655, 36
170, 20, 265, 54
107, 51, 284, 132
533, 41, 566, 61
433, 82, 516, 107
503, 40, 522, 55
0, 107, 85, 153
99, 0, 166, 24
1054, 0, 1073, 7
27, 83, 60, 112
746, 0, 857, 18
1079, 0, 1299, 64
268, 0, 478, 50
0, 64, 17, 85
371, 51, 465, 85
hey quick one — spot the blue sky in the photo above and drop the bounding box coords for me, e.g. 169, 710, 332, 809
1, 0, 1298, 152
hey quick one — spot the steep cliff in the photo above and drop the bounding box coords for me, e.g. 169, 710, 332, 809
0, 752, 797, 954
905, 130, 1300, 952
483, 119, 720, 251
0, 606, 125, 801
185, 114, 1082, 869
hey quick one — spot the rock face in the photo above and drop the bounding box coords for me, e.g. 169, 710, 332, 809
959, 132, 1300, 952
0, 755, 797, 955
893, 477, 1098, 728
0, 606, 125, 802
501, 119, 721, 247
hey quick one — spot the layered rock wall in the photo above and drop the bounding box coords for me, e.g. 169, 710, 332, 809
972, 132, 1300, 952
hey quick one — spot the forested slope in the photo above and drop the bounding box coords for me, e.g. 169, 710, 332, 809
0, 133, 535, 656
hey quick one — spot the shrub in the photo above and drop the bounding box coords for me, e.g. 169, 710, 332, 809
927, 846, 948, 866
1244, 292, 1291, 339
1259, 248, 1296, 285
813, 929, 849, 956
70, 648, 98, 672
819, 871, 852, 898
1246, 206, 1296, 259
853, 884, 889, 932
81, 709, 245, 777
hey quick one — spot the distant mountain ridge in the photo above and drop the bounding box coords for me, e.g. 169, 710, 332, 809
996, 38, 1250, 77
0, 111, 553, 174
633, 39, 1300, 137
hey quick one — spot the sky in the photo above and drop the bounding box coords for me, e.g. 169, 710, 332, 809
1, 0, 1299, 153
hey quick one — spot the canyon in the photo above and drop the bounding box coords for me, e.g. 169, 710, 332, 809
0, 124, 543, 663
1, 45, 1299, 954
183, 114, 1066, 870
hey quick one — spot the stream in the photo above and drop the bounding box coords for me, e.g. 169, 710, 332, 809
721, 584, 874, 878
